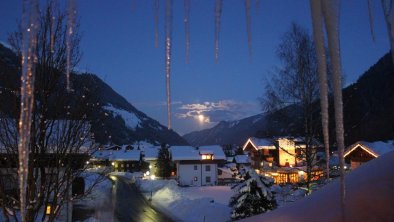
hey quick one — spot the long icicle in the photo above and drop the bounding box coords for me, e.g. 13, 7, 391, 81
184, 0, 191, 64
19, 0, 39, 221
244, 0, 252, 62
310, 0, 330, 180
214, 0, 223, 63
165, 0, 173, 129
368, 0, 376, 42
154, 0, 159, 48
322, 0, 346, 221
66, 0, 76, 92
381, 0, 394, 62
255, 0, 260, 14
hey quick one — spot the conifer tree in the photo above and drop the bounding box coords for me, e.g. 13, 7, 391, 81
229, 168, 277, 220
156, 143, 172, 178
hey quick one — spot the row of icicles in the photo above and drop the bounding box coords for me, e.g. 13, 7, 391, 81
18, 0, 394, 222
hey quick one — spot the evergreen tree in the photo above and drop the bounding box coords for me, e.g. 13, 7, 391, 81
156, 143, 172, 178
229, 168, 277, 220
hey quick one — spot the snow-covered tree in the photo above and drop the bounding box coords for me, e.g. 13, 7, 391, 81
229, 168, 277, 220
156, 143, 172, 178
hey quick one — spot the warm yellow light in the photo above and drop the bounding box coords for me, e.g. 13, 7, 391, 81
198, 114, 204, 123
150, 175, 156, 180
46, 205, 51, 215
111, 162, 115, 166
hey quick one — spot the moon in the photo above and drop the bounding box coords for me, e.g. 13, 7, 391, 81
198, 114, 205, 123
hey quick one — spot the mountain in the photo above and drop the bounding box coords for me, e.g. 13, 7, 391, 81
184, 52, 394, 146
0, 42, 188, 146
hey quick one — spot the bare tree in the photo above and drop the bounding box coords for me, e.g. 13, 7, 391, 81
0, 1, 104, 221
261, 23, 323, 193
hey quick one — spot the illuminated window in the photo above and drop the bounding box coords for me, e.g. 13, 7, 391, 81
201, 154, 213, 160
194, 176, 198, 181
46, 204, 52, 215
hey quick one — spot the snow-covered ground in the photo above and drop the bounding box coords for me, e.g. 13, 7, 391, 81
241, 151, 394, 222
138, 179, 233, 222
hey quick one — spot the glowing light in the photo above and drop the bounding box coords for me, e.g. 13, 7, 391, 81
150, 175, 156, 180
198, 114, 204, 122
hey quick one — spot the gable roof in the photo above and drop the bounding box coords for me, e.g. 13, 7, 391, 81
92, 148, 141, 161
243, 137, 276, 150
199, 145, 226, 160
170, 145, 226, 161
344, 140, 394, 158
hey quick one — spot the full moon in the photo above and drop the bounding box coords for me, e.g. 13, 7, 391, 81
198, 114, 205, 123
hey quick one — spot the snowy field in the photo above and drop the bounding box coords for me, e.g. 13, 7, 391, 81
138, 179, 233, 222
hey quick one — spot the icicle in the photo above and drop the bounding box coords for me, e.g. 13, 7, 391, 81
381, 0, 394, 62
368, 0, 376, 42
255, 0, 260, 14
321, 0, 346, 221
184, 0, 191, 64
244, 0, 252, 62
165, 0, 173, 129
66, 0, 76, 92
19, 0, 39, 221
310, 0, 330, 180
154, 0, 159, 48
50, 14, 55, 53
214, 0, 223, 63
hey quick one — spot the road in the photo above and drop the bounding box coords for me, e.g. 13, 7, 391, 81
111, 175, 174, 222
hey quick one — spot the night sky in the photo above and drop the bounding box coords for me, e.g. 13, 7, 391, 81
0, 0, 391, 135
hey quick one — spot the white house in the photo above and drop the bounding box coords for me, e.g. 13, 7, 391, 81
171, 145, 226, 186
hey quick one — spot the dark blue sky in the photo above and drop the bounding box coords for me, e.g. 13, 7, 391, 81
0, 0, 390, 135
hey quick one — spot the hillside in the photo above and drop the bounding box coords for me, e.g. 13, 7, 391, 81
0, 43, 188, 145
184, 53, 394, 146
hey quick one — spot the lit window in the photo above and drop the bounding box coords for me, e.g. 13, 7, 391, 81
46, 204, 52, 215
194, 176, 198, 181
201, 154, 213, 160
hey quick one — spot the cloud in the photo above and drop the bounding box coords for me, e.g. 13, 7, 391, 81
175, 100, 260, 123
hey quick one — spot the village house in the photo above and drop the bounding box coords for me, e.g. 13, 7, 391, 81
344, 140, 394, 169
90, 144, 143, 172
170, 145, 226, 186
242, 137, 323, 184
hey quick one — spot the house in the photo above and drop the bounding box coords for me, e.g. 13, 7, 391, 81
90, 144, 143, 172
243, 137, 322, 169
242, 137, 277, 169
344, 140, 394, 169
170, 145, 226, 186
141, 145, 160, 174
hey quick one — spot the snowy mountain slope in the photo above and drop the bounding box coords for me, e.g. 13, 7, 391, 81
241, 150, 394, 222
0, 42, 188, 146
184, 52, 394, 146
183, 105, 302, 146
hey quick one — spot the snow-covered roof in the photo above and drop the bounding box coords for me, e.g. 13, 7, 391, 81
170, 145, 226, 161
143, 146, 159, 161
171, 146, 200, 161
243, 137, 276, 150
234, 155, 249, 164
345, 140, 394, 158
198, 145, 226, 160
92, 149, 141, 161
